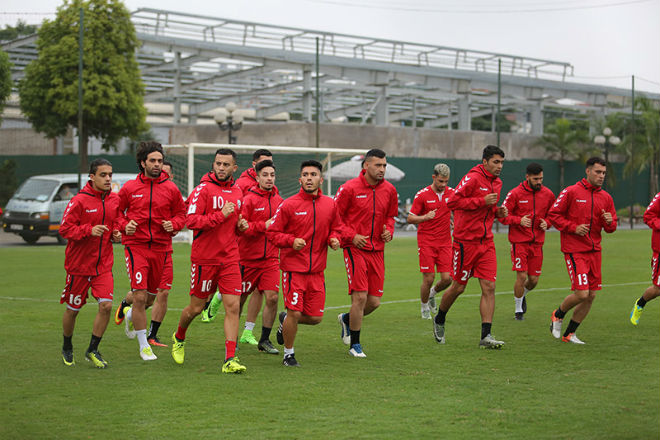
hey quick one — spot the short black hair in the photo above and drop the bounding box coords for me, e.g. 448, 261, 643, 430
215, 148, 237, 161
586, 157, 606, 168
255, 159, 276, 173
526, 162, 543, 175
253, 149, 273, 161
365, 148, 386, 160
300, 160, 323, 173
89, 158, 112, 175
162, 159, 173, 168
482, 145, 505, 160
136, 141, 164, 172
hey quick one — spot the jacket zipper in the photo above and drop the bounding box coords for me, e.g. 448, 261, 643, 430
95, 193, 106, 276
589, 189, 595, 251
148, 180, 153, 248
482, 178, 493, 244
370, 188, 376, 251
531, 188, 536, 242
309, 198, 316, 273
263, 194, 271, 260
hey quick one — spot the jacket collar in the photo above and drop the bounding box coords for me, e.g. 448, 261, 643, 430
202, 172, 234, 187
358, 169, 384, 188
248, 185, 277, 197
138, 171, 169, 184
297, 186, 323, 200
579, 178, 601, 192
80, 181, 109, 198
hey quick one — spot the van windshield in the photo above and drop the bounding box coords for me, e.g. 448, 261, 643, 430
13, 179, 59, 202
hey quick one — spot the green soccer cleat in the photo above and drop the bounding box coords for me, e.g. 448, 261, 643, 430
85, 350, 108, 369
171, 333, 185, 364
140, 346, 157, 361
239, 329, 258, 345
222, 356, 246, 374
257, 339, 279, 354
62, 349, 75, 366
479, 334, 505, 349
630, 302, 644, 326
201, 294, 222, 323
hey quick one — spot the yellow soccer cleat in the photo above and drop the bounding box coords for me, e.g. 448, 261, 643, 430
171, 333, 185, 365
239, 329, 258, 345
221, 356, 246, 374
630, 302, 644, 326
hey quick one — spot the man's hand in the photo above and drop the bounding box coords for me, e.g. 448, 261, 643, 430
112, 230, 122, 242
125, 219, 138, 235
293, 238, 306, 250
484, 193, 498, 206
162, 220, 174, 233
91, 224, 109, 237
329, 237, 340, 250
265, 218, 273, 229
425, 209, 437, 221
575, 224, 589, 236
539, 219, 548, 231
237, 214, 248, 232
381, 224, 392, 243
601, 209, 613, 225
496, 206, 508, 218
520, 214, 532, 228
221, 202, 236, 218
352, 234, 368, 249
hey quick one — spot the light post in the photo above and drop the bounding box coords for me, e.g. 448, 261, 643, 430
214, 102, 243, 144
594, 127, 621, 190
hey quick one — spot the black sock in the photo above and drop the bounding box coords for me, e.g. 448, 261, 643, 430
564, 320, 580, 336
481, 322, 492, 339
434, 309, 447, 325
63, 335, 73, 351
148, 320, 161, 339
342, 312, 350, 326
350, 329, 360, 346
554, 307, 566, 319
260, 326, 272, 342
637, 297, 647, 308
88, 334, 102, 352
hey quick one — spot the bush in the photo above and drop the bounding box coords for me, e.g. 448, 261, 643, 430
0, 159, 17, 207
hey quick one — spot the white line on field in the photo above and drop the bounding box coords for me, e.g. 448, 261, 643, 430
0, 281, 647, 313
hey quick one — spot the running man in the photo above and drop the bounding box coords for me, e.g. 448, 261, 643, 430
114, 142, 186, 360
334, 148, 399, 358
236, 159, 283, 353
499, 162, 555, 320
432, 145, 508, 349
59, 158, 121, 367
267, 160, 343, 367
548, 157, 617, 344
171, 148, 249, 373
407, 163, 454, 319
631, 191, 660, 325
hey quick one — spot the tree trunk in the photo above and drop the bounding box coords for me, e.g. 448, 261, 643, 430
559, 155, 565, 190
79, 128, 88, 178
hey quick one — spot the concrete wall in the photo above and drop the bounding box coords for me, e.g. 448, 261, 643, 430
170, 122, 547, 160
0, 128, 54, 155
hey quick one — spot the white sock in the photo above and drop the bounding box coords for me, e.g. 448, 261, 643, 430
523, 287, 530, 296
421, 301, 429, 310
284, 347, 294, 357
126, 307, 133, 322
136, 329, 149, 349
514, 297, 524, 313
215, 292, 222, 301
245, 321, 255, 331
429, 285, 437, 298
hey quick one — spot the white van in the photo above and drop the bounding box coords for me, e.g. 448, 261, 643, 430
2, 173, 136, 244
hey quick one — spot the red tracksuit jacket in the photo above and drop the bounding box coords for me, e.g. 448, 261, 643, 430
409, 185, 455, 247
239, 186, 284, 267
117, 172, 186, 252
60, 181, 120, 276
499, 181, 555, 244
643, 192, 660, 253
447, 164, 502, 243
334, 170, 398, 251
186, 172, 243, 265
235, 168, 259, 195
547, 178, 617, 253
267, 188, 343, 273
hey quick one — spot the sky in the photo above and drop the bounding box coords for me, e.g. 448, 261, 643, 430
2, 0, 659, 94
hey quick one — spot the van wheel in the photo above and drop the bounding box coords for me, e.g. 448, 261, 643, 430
56, 234, 67, 245
20, 234, 39, 244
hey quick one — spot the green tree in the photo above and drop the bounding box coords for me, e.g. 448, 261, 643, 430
536, 118, 589, 189
0, 159, 18, 207
18, 0, 148, 173
0, 49, 11, 123
0, 20, 38, 41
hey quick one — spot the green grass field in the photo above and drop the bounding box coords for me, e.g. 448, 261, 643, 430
1, 229, 658, 439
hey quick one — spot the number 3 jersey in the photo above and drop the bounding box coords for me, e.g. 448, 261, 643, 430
186, 172, 244, 265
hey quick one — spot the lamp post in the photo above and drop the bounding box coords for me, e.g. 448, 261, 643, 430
594, 127, 621, 190
214, 102, 243, 144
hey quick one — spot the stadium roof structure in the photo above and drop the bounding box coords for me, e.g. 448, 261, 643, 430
3, 8, 656, 134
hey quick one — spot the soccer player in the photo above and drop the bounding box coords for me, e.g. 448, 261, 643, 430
235, 148, 274, 194
334, 148, 398, 358
548, 157, 617, 344
499, 162, 555, 320
59, 158, 121, 368
171, 148, 249, 373
114, 141, 186, 361
631, 191, 660, 325
235, 159, 284, 354
407, 163, 454, 319
432, 145, 508, 349
267, 160, 342, 367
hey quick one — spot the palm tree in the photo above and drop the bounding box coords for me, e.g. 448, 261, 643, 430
536, 118, 589, 189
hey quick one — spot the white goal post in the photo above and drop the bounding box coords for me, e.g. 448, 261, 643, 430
163, 143, 369, 198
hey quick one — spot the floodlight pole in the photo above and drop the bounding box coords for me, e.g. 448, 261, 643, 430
496, 58, 501, 147
630, 75, 635, 229
315, 37, 320, 149
77, 7, 84, 189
